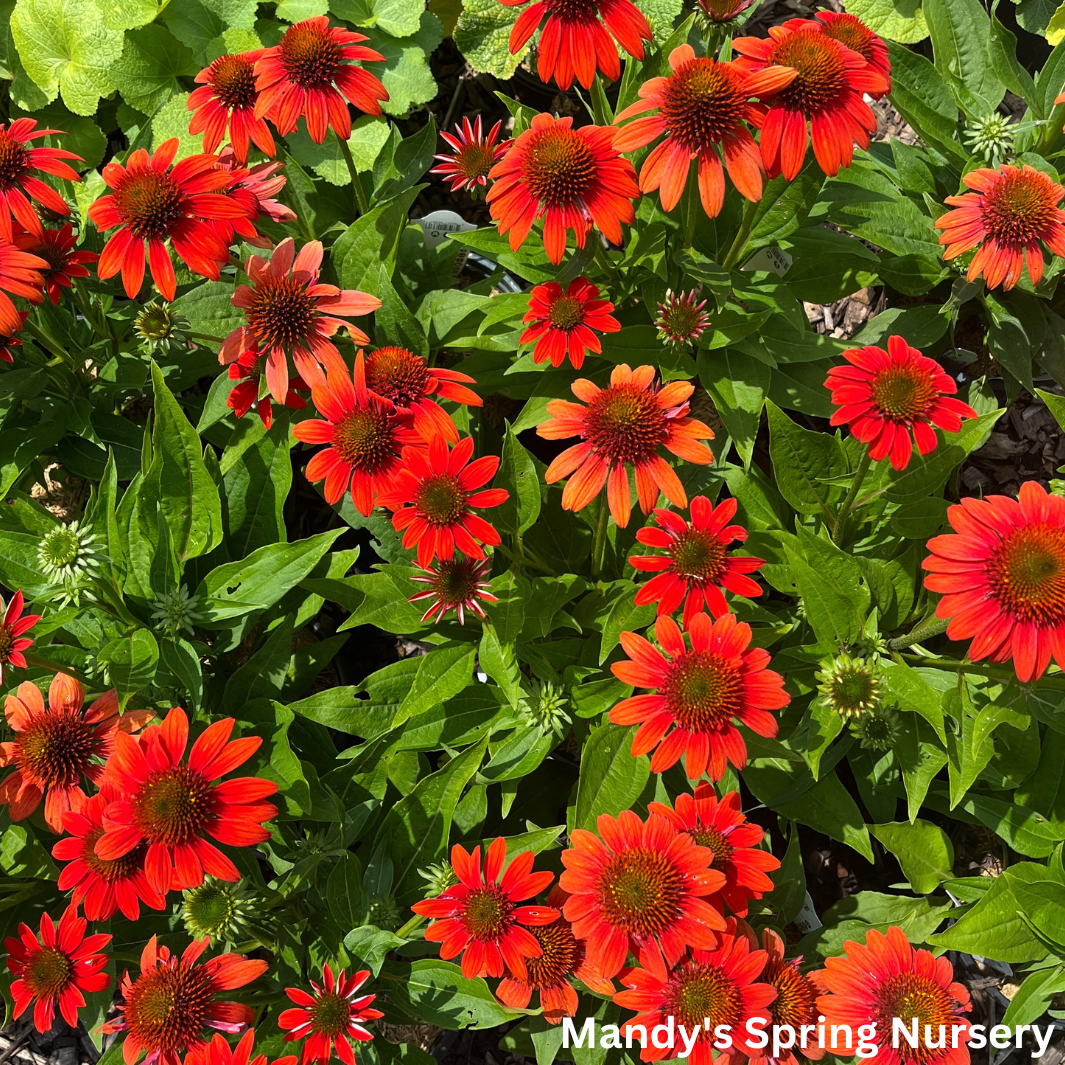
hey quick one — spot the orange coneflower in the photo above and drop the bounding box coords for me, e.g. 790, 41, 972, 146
279, 967, 382, 1065
487, 113, 639, 265
0, 310, 28, 364
935, 164, 1065, 290
209, 150, 295, 250
520, 276, 620, 370
558, 810, 727, 979
185, 1031, 296, 1065
188, 52, 274, 163
411, 837, 559, 979
227, 349, 308, 430
0, 589, 40, 680
13, 224, 96, 306
0, 118, 82, 241
815, 10, 891, 93
407, 556, 498, 625
431, 116, 510, 194
610, 612, 788, 780
537, 364, 714, 528
923, 480, 1065, 683
0, 239, 47, 336
656, 289, 711, 349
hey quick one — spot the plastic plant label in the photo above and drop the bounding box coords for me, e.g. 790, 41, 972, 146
741, 246, 794, 277
417, 209, 478, 249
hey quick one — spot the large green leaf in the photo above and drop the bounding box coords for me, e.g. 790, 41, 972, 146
870, 820, 953, 893
574, 721, 650, 831
111, 24, 196, 115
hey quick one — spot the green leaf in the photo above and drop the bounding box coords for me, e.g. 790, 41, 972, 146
493, 425, 540, 535
111, 23, 195, 114
222, 422, 292, 558
275, 0, 327, 19
383, 959, 521, 1029
99, 628, 159, 706
453, 0, 527, 79
398, 643, 477, 722
884, 43, 964, 158
286, 118, 390, 184
333, 186, 421, 292
574, 721, 650, 831
373, 0, 422, 35
376, 13, 442, 117
152, 92, 205, 160
766, 400, 846, 517
845, 0, 927, 42
698, 349, 769, 468
870, 820, 953, 893
880, 660, 947, 742
924, 0, 1004, 112
785, 530, 870, 648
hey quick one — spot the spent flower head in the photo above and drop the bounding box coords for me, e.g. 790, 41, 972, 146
181, 877, 261, 946
135, 302, 190, 354
850, 706, 902, 752
151, 585, 204, 637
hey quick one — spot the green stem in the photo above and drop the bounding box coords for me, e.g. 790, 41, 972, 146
71, 283, 108, 344
721, 197, 761, 271
592, 241, 622, 292
590, 498, 611, 581
396, 914, 425, 940
832, 450, 872, 545
337, 135, 369, 217
25, 320, 75, 368
24, 653, 92, 686
888, 616, 951, 651
681, 166, 700, 251
188, 332, 224, 344
494, 543, 555, 575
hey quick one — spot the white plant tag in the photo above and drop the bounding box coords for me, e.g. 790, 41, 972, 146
793, 891, 823, 933
741, 246, 794, 277
417, 209, 477, 249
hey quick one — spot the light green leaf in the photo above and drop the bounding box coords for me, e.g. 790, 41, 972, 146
870, 820, 954, 893
574, 722, 650, 831
844, 0, 927, 42
286, 118, 390, 184
275, 0, 327, 19
453, 0, 527, 80
374, 0, 422, 35
111, 24, 196, 115
93, 0, 161, 31
377, 13, 443, 116
152, 92, 205, 160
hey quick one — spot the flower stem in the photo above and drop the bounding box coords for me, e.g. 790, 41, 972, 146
887, 616, 951, 651
25, 320, 75, 368
721, 196, 761, 271
832, 450, 872, 545
681, 166, 700, 251
396, 914, 425, 940
590, 498, 611, 581
188, 332, 224, 344
337, 135, 369, 217
593, 241, 622, 291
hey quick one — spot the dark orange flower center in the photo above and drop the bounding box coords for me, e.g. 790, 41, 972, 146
585, 383, 668, 464
0, 130, 30, 191
15, 710, 95, 789
24, 947, 72, 997
522, 127, 597, 208
427, 557, 481, 606
870, 365, 938, 422
547, 295, 585, 331
597, 846, 685, 939
665, 959, 740, 1030
113, 168, 186, 241
28, 239, 69, 280
688, 823, 734, 868
524, 917, 581, 989
661, 58, 746, 150
453, 143, 496, 182
820, 14, 876, 61
874, 972, 962, 1064
309, 992, 351, 1036
247, 275, 317, 350
365, 346, 431, 408
331, 406, 398, 474
124, 961, 215, 1053
987, 522, 1065, 626
461, 885, 515, 942
670, 528, 728, 584
131, 766, 215, 847
543, 0, 601, 19
769, 29, 847, 113
0, 625, 13, 661
980, 170, 1060, 245
663, 651, 743, 733
416, 474, 467, 525
699, 0, 748, 21
764, 957, 816, 1027
279, 22, 343, 90
82, 824, 149, 883
209, 54, 258, 110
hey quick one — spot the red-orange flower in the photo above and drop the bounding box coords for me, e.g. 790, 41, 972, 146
254, 17, 388, 144
53, 784, 166, 922
228, 349, 308, 430
630, 496, 765, 629
935, 164, 1065, 290
649, 786, 778, 918
185, 1030, 297, 1065
210, 151, 295, 250
923, 480, 1065, 683
826, 336, 977, 471
521, 276, 620, 369
6, 904, 111, 1033
377, 435, 508, 567
97, 707, 278, 896
293, 350, 419, 514
407, 556, 498, 625
89, 139, 248, 301
364, 345, 482, 443
220, 238, 381, 403
697, 0, 755, 22
487, 113, 639, 264
732, 19, 890, 180
189, 52, 274, 163
0, 674, 150, 833
558, 810, 726, 979
411, 837, 559, 980
0, 589, 40, 680
613, 925, 776, 1065
613, 45, 796, 216
815, 11, 891, 92
279, 967, 381, 1065
431, 116, 510, 194
0, 310, 28, 363
816, 926, 971, 1065
496, 887, 614, 1024
14, 224, 97, 306
610, 612, 788, 780
103, 936, 267, 1065
0, 118, 83, 242
537, 364, 714, 528
0, 239, 46, 336
502, 0, 652, 90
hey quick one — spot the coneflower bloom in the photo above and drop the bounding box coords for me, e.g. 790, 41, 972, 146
935, 164, 1065, 290
558, 810, 726, 979
487, 113, 639, 265
103, 936, 268, 1065
0, 310, 27, 363
96, 707, 278, 895
825, 336, 977, 471
253, 17, 388, 144
0, 118, 83, 242
0, 674, 150, 833
0, 589, 40, 680
89, 139, 248, 301
185, 1030, 297, 1065
732, 20, 890, 180
630, 495, 765, 628
697, 0, 755, 23
6, 905, 111, 1033
279, 967, 382, 1065
188, 52, 274, 163
53, 784, 166, 922
220, 238, 381, 402
502, 0, 652, 90
923, 480, 1065, 683
13, 224, 96, 306
521, 276, 620, 369
293, 350, 419, 513
377, 435, 508, 568
815, 11, 891, 92
411, 837, 559, 980
656, 289, 711, 349
364, 345, 482, 443
0, 239, 46, 335
649, 785, 778, 918
228, 350, 308, 430
610, 612, 788, 780
210, 151, 295, 250
431, 116, 510, 194
537, 364, 714, 528
496, 887, 615, 1024
613, 927, 776, 1065
407, 556, 498, 625
816, 926, 971, 1065
613, 46, 796, 217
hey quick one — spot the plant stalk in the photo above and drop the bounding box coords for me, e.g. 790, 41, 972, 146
590, 498, 611, 580
25, 320, 76, 368
721, 196, 761, 271
337, 135, 369, 217
888, 616, 951, 651
395, 914, 425, 940
832, 450, 872, 545
681, 166, 700, 251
